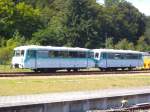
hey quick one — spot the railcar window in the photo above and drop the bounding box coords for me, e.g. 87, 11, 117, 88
125, 53, 139, 59
78, 52, 86, 58
68, 51, 78, 58
88, 52, 94, 58
100, 53, 106, 59
27, 50, 36, 58
59, 51, 68, 58
114, 53, 122, 59
95, 53, 99, 58
48, 51, 59, 58
37, 50, 48, 58
21, 50, 24, 56
139, 54, 142, 59
107, 53, 115, 59
15, 50, 20, 56
107, 53, 122, 59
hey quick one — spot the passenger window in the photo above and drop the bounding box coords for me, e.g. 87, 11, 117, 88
78, 52, 86, 58
27, 50, 36, 58
37, 50, 48, 58
88, 52, 94, 58
95, 53, 99, 58
107, 53, 114, 59
59, 51, 68, 58
48, 51, 59, 58
101, 53, 107, 59
68, 51, 78, 58
125, 53, 139, 59
139, 54, 142, 59
114, 53, 122, 59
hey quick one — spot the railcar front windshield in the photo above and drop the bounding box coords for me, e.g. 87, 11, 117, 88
14, 50, 24, 57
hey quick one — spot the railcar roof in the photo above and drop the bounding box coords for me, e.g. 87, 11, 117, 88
93, 49, 142, 54
142, 52, 150, 56
14, 45, 89, 51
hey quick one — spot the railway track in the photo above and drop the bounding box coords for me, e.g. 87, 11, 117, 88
0, 69, 149, 77
104, 103, 150, 112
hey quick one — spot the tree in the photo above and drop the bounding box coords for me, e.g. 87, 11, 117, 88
104, 0, 125, 7
144, 16, 150, 46
13, 2, 43, 39
0, 31, 25, 64
63, 0, 105, 48
105, 38, 114, 49
115, 38, 134, 50
0, 0, 42, 40
0, 0, 15, 38
104, 1, 146, 44
136, 36, 150, 51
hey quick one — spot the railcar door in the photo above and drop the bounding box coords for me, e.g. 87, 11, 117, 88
25, 50, 37, 69
96, 52, 107, 68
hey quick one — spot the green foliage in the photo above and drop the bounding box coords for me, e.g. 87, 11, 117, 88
63, 0, 105, 48
0, 0, 43, 39
144, 16, 150, 47
0, 31, 25, 64
115, 38, 134, 50
105, 38, 114, 49
13, 2, 42, 38
0, 0, 14, 38
105, 1, 146, 43
136, 36, 150, 51
104, 0, 125, 7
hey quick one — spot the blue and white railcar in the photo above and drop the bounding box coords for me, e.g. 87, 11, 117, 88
11, 45, 95, 72
93, 49, 143, 70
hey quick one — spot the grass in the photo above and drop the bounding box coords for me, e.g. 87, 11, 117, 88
0, 74, 150, 96
0, 65, 31, 72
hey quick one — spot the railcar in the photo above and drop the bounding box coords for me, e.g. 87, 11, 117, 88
93, 49, 143, 70
11, 45, 95, 72
142, 52, 150, 69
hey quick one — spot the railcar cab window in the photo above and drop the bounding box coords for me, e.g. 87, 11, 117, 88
95, 53, 99, 58
14, 50, 24, 57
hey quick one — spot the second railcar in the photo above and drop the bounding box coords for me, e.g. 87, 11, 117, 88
93, 49, 143, 70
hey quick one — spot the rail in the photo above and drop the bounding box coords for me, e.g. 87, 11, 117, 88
0, 69, 149, 77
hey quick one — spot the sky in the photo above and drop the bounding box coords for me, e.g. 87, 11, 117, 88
97, 0, 150, 16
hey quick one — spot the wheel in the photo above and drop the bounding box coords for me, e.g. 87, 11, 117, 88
121, 68, 126, 71
99, 68, 105, 71
73, 68, 78, 72
50, 69, 56, 73
14, 64, 19, 68
33, 69, 39, 72
128, 67, 133, 71
67, 69, 71, 72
